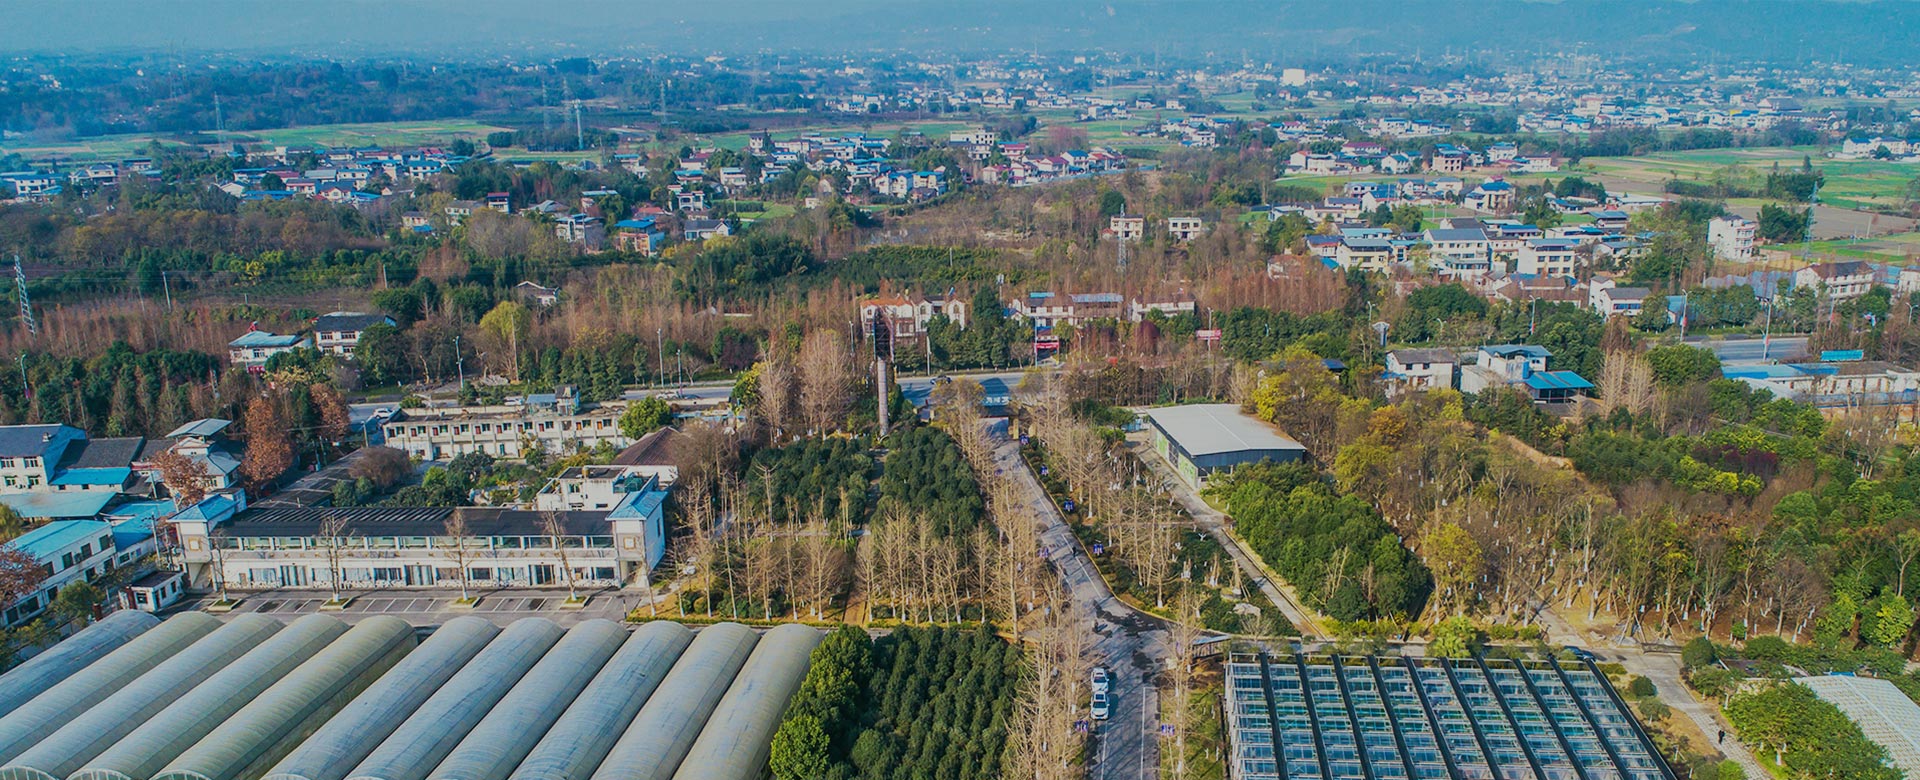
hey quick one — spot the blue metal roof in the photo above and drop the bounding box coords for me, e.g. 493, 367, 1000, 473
49, 467, 130, 487
7, 519, 112, 560
0, 491, 115, 520
110, 520, 155, 551
229, 330, 303, 349
1484, 344, 1552, 359
1524, 371, 1594, 391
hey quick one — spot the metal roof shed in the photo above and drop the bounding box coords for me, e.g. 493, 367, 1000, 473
670, 624, 823, 780
590, 622, 760, 780
154, 615, 417, 780
508, 621, 693, 780
0, 614, 281, 780
71, 614, 349, 780
0, 612, 217, 764
1144, 404, 1307, 486
263, 616, 500, 780
345, 617, 565, 780
426, 620, 626, 780
0, 610, 158, 717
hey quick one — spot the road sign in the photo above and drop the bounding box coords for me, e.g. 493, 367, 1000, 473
1195, 328, 1222, 343
1062, 499, 1076, 513
1092, 542, 1105, 555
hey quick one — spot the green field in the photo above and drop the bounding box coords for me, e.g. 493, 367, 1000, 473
2, 119, 512, 162
1584, 145, 1919, 210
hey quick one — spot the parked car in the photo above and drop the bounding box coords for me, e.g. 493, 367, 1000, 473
1091, 667, 1110, 695
1091, 691, 1111, 721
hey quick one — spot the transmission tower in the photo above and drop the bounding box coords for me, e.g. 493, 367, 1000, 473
14, 255, 35, 336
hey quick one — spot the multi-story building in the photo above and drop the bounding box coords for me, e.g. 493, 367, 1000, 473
1166, 217, 1205, 242
1383, 348, 1458, 396
170, 478, 669, 592
312, 312, 397, 356
1794, 261, 1876, 300
1460, 344, 1593, 403
1515, 238, 1583, 278
1422, 227, 1492, 278
1708, 215, 1758, 262
380, 388, 632, 461
3, 521, 119, 626
1108, 214, 1146, 242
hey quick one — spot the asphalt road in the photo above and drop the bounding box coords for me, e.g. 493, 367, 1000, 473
1681, 334, 1809, 363
993, 438, 1167, 780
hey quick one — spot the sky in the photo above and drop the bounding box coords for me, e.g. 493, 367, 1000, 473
2, 0, 1915, 64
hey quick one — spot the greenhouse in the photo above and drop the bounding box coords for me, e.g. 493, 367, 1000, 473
0, 616, 813, 780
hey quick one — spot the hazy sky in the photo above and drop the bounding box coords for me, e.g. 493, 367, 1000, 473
3, 0, 1915, 63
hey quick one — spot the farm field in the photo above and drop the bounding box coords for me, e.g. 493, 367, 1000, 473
2, 119, 512, 162
1583, 145, 1920, 211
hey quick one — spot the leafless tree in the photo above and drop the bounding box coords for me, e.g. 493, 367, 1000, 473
442, 513, 476, 602
207, 528, 231, 603
318, 514, 352, 603
542, 511, 579, 601
798, 328, 857, 437
1167, 587, 1205, 780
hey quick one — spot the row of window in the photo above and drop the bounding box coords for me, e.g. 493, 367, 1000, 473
390, 417, 619, 437
217, 534, 617, 550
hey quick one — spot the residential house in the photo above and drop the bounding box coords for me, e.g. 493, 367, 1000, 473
1167, 217, 1205, 242
515, 281, 560, 307
3, 521, 119, 626
227, 328, 312, 370
1708, 215, 1758, 262
485, 192, 512, 213
1423, 227, 1492, 278
1795, 261, 1875, 300
553, 214, 605, 250
612, 218, 666, 255
381, 388, 633, 461
1460, 344, 1592, 403
1383, 348, 1459, 396
311, 312, 396, 356
1589, 277, 1652, 317
1463, 180, 1516, 212
682, 218, 732, 242
1108, 214, 1146, 242
1515, 238, 1583, 279
1128, 291, 1198, 323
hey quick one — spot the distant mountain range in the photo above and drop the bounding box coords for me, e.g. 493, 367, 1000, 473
3, 0, 1915, 66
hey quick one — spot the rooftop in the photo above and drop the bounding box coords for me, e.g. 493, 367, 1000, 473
1798, 675, 1920, 776
1143, 404, 1305, 458
0, 491, 116, 520
7, 519, 111, 560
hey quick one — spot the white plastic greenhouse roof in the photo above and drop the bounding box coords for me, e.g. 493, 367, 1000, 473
1798, 675, 1920, 776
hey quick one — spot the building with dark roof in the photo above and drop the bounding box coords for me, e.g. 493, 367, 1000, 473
311, 311, 397, 356
171, 476, 669, 591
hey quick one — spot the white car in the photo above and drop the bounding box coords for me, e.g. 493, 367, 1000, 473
1090, 667, 1110, 695
1090, 691, 1111, 721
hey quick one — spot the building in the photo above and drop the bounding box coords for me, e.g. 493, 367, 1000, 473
1423, 228, 1491, 278
1515, 238, 1582, 279
1224, 651, 1675, 780
1143, 404, 1307, 488
135, 418, 243, 496
1794, 261, 1875, 300
1461, 344, 1593, 402
1108, 214, 1146, 242
1590, 278, 1652, 317
228, 328, 312, 370
534, 465, 658, 511
1722, 359, 1920, 407
1708, 215, 1758, 262
1166, 216, 1205, 242
1797, 675, 1920, 777
514, 280, 560, 307
1383, 349, 1458, 396
312, 312, 397, 356
3, 520, 119, 626
553, 214, 605, 250
380, 389, 632, 461
683, 218, 732, 242
172, 479, 668, 590
1128, 291, 1197, 323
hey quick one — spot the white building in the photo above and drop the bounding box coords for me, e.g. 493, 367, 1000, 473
1383, 349, 1458, 396
1794, 261, 1876, 300
1589, 278, 1652, 317
381, 389, 632, 461
311, 312, 396, 357
3, 520, 123, 626
1515, 239, 1583, 279
1708, 215, 1758, 262
227, 329, 312, 370
1166, 217, 1205, 242
1108, 214, 1146, 242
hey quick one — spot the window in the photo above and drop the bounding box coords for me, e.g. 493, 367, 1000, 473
23, 457, 37, 468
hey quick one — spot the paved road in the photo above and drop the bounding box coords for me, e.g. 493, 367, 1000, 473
994, 438, 1166, 780
1128, 437, 1327, 639
1681, 334, 1809, 363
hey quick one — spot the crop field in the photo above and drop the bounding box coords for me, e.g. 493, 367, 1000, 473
1584, 145, 1920, 210
2, 119, 512, 162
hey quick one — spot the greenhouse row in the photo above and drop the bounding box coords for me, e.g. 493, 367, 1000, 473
0, 612, 821, 780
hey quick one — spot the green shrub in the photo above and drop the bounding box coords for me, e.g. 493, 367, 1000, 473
1681, 636, 1717, 670
1628, 675, 1657, 698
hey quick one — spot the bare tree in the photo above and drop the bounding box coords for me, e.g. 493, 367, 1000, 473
1166, 588, 1205, 780
318, 514, 352, 604
542, 511, 580, 601
207, 528, 231, 604
798, 328, 857, 437
442, 513, 475, 602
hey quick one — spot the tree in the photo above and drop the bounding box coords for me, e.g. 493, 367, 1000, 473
310, 382, 351, 443
798, 329, 856, 437
543, 511, 579, 601
318, 515, 351, 603
1864, 593, 1914, 648
240, 396, 293, 492
1424, 522, 1483, 616
353, 323, 410, 387
479, 300, 533, 382
442, 513, 476, 602
0, 545, 45, 608
768, 713, 832, 780
1757, 203, 1812, 244
148, 449, 210, 509
49, 580, 102, 625
1429, 615, 1482, 658
619, 397, 674, 439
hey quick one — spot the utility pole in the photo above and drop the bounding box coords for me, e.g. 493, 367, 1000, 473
574, 101, 585, 152
454, 334, 465, 391
161, 270, 173, 312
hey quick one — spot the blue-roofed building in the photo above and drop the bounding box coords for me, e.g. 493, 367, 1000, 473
0, 491, 117, 521
228, 328, 312, 370
0, 424, 85, 491
3, 519, 115, 626
1461, 344, 1592, 402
